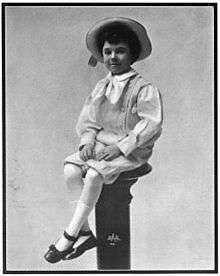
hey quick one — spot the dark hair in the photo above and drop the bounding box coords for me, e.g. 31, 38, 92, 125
97, 23, 141, 63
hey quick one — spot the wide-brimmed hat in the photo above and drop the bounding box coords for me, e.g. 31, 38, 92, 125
86, 17, 152, 66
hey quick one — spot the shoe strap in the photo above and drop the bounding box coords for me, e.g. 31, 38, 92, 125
79, 230, 93, 236
63, 230, 78, 242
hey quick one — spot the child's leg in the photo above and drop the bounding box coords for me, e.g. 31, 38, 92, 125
56, 167, 103, 251
64, 164, 90, 231
64, 163, 84, 191
66, 168, 103, 235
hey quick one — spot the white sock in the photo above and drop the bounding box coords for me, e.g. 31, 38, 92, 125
66, 201, 93, 237
55, 202, 93, 251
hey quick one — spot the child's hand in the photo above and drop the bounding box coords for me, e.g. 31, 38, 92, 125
96, 145, 122, 161
80, 143, 95, 161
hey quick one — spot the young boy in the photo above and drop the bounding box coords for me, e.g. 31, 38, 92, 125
44, 17, 163, 264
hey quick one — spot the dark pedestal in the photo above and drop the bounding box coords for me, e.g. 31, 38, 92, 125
95, 163, 152, 270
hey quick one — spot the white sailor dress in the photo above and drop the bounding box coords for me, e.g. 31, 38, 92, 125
64, 69, 163, 184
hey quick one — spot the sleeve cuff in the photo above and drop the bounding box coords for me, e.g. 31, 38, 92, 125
79, 131, 96, 149
116, 132, 137, 157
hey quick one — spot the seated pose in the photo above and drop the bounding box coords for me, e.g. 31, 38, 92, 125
44, 17, 163, 264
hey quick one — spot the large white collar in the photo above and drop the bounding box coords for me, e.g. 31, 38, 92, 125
106, 68, 137, 82
104, 68, 137, 104
91, 68, 137, 105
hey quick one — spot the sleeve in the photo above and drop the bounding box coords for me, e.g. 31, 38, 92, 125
76, 92, 102, 150
116, 84, 163, 157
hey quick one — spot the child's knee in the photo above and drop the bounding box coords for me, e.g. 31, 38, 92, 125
86, 168, 103, 184
64, 164, 82, 183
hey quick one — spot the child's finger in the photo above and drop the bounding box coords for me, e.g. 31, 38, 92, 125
84, 150, 90, 161
102, 153, 109, 160
97, 155, 104, 161
96, 151, 103, 160
79, 150, 85, 161
91, 149, 95, 159
97, 152, 107, 161
87, 148, 93, 159
104, 153, 112, 161
105, 156, 113, 161
80, 149, 88, 161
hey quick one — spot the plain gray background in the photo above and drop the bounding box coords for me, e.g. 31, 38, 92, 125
6, 5, 214, 271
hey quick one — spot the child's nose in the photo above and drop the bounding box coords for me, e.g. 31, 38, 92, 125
111, 51, 116, 59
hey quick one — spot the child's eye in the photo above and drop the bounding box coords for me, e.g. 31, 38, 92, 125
104, 50, 111, 55
116, 48, 127, 54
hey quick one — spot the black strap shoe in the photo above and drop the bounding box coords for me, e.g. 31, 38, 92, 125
64, 230, 97, 260
44, 231, 78, 264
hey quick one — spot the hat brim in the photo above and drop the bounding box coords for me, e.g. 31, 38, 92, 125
86, 17, 152, 63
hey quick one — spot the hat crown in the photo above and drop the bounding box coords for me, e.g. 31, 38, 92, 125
86, 17, 152, 64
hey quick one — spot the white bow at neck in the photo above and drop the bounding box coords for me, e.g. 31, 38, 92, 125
92, 68, 137, 105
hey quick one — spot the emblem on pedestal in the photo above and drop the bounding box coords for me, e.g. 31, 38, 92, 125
107, 233, 121, 246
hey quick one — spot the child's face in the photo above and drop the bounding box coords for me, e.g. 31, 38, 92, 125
102, 41, 132, 75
